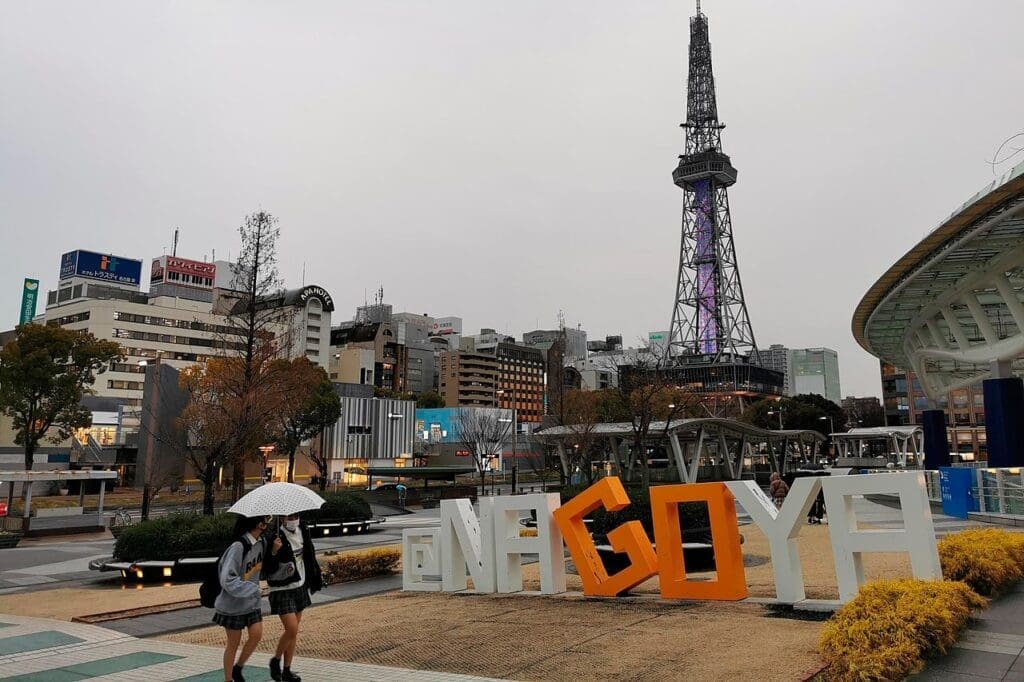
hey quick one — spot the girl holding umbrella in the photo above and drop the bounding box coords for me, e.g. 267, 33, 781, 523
223, 482, 326, 682
263, 512, 323, 682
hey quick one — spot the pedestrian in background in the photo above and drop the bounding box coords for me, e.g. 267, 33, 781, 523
769, 472, 789, 508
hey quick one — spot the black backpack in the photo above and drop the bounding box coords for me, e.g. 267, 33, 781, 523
199, 537, 247, 609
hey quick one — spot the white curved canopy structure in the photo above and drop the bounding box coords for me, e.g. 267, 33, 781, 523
853, 160, 1024, 399
536, 418, 825, 483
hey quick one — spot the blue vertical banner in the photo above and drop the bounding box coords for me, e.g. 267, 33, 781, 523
19, 279, 39, 325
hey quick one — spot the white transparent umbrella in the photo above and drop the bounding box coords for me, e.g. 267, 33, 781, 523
228, 482, 325, 517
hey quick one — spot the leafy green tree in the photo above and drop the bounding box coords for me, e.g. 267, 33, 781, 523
274, 358, 341, 483
0, 324, 121, 472
415, 391, 444, 409
742, 394, 845, 437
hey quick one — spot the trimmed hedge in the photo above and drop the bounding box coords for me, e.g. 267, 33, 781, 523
313, 492, 373, 523
561, 483, 711, 545
938, 528, 1024, 597
113, 513, 235, 562
818, 579, 984, 681
321, 548, 401, 584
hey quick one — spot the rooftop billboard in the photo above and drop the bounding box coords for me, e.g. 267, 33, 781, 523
60, 250, 142, 286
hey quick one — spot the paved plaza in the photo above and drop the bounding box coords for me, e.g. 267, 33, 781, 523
0, 497, 1002, 680
0, 614, 499, 681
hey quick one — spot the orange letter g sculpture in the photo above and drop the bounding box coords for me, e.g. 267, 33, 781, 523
552, 477, 657, 597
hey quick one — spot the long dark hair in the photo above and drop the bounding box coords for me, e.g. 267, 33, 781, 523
232, 514, 266, 538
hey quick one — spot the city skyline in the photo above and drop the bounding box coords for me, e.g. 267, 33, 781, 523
3, 1, 1024, 400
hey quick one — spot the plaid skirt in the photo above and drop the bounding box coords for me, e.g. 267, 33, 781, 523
212, 609, 262, 630
269, 586, 312, 615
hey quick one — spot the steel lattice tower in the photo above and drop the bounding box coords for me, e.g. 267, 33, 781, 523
667, 3, 760, 366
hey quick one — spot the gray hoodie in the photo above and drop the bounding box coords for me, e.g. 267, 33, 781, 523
214, 533, 265, 616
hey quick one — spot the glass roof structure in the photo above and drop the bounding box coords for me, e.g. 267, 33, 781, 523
853, 160, 1024, 399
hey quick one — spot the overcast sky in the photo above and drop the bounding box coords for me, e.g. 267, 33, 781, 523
2, 1, 1023, 399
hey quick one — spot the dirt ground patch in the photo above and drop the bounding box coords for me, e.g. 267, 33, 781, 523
161, 591, 823, 681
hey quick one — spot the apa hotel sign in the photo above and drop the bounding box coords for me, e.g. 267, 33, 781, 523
402, 473, 941, 604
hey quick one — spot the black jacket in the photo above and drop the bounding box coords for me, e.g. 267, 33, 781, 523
263, 523, 323, 594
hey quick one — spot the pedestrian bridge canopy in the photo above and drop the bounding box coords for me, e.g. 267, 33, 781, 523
536, 418, 825, 483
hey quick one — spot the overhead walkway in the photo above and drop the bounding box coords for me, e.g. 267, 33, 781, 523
536, 418, 825, 483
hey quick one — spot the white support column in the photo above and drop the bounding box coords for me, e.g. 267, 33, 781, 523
97, 478, 106, 520
925, 318, 949, 349
940, 308, 970, 350
689, 427, 706, 483
963, 293, 998, 345
556, 443, 569, 478
22, 484, 32, 520
718, 430, 734, 479
993, 274, 1024, 330
976, 468, 986, 512
668, 433, 688, 483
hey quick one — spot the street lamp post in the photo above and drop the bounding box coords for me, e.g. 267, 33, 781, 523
767, 406, 785, 429
818, 415, 836, 462
497, 388, 518, 494
258, 445, 275, 483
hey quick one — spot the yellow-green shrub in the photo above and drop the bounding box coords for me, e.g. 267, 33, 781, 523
321, 548, 401, 585
818, 579, 984, 681
939, 528, 1024, 597
519, 528, 538, 537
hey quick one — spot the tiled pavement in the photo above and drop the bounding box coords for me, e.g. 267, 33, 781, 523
104, 575, 402, 638
914, 583, 1024, 680
0, 614, 500, 681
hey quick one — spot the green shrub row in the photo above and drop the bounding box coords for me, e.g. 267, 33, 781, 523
113, 512, 235, 561
313, 492, 373, 523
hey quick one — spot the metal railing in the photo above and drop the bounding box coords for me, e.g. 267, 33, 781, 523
921, 466, 1024, 515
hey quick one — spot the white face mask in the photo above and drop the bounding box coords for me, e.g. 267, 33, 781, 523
284, 520, 299, 532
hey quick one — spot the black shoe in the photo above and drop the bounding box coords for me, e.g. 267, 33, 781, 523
283, 668, 302, 682
270, 657, 282, 681
232, 665, 246, 682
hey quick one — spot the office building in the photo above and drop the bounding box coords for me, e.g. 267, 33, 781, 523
495, 342, 546, 424
880, 361, 986, 460
439, 351, 499, 408
522, 328, 588, 364
792, 348, 841, 405
319, 383, 416, 483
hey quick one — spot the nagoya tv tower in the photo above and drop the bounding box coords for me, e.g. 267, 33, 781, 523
664, 2, 783, 413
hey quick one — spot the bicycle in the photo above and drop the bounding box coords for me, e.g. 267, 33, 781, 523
109, 507, 133, 539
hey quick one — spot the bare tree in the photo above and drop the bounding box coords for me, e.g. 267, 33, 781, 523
304, 434, 331, 493
453, 407, 513, 495
598, 345, 702, 487
213, 211, 293, 500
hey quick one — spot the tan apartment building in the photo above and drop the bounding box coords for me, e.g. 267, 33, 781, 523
439, 351, 499, 407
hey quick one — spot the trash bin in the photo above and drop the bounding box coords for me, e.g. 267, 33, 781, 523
939, 467, 976, 519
